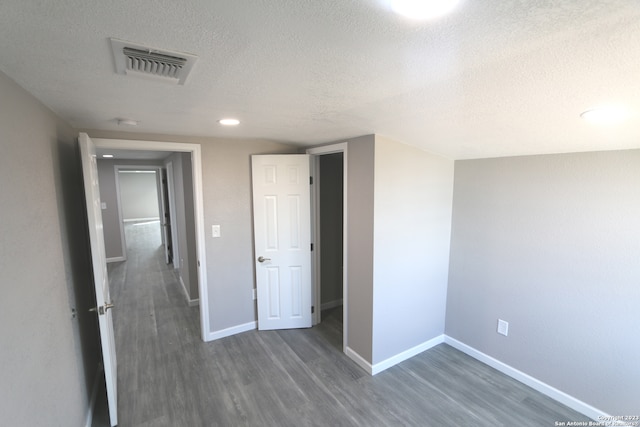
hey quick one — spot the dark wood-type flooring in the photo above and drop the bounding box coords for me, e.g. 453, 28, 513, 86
93, 221, 590, 426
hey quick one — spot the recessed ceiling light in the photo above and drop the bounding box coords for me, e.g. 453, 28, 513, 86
580, 106, 630, 125
390, 0, 460, 20
219, 118, 240, 126
102, 154, 114, 158
117, 118, 138, 126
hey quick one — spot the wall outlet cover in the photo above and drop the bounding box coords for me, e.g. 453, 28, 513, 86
497, 319, 509, 336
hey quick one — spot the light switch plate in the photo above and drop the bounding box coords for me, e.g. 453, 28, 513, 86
497, 319, 509, 336
212, 225, 221, 238
101, 202, 107, 210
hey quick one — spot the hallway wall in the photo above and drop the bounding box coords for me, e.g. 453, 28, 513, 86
0, 69, 99, 426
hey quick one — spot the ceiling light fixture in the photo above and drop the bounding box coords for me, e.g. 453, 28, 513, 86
580, 106, 630, 125
117, 118, 138, 126
102, 154, 114, 158
219, 118, 240, 126
390, 0, 460, 20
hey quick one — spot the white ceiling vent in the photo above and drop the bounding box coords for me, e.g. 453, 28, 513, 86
109, 38, 197, 85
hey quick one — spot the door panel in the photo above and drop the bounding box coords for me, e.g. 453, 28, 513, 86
79, 133, 118, 426
252, 155, 312, 330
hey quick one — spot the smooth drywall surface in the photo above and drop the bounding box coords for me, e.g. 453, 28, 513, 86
320, 153, 344, 306
345, 135, 376, 362
446, 150, 640, 415
118, 171, 160, 221
165, 152, 198, 300
97, 160, 122, 259
181, 153, 198, 299
82, 130, 297, 333
97, 159, 165, 260
372, 136, 454, 364
0, 71, 99, 425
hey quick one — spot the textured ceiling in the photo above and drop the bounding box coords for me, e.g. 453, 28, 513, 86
1, 0, 639, 159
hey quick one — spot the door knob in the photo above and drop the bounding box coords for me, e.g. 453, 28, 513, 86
257, 256, 271, 263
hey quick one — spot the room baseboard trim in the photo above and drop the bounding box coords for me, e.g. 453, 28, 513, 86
372, 334, 445, 375
345, 346, 373, 375
123, 217, 160, 223
106, 256, 125, 263
84, 364, 103, 427
207, 321, 257, 341
443, 336, 608, 421
321, 299, 343, 311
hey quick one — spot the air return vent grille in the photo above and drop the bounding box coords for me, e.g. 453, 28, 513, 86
110, 38, 198, 85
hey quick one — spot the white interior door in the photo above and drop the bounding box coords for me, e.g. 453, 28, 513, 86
252, 154, 312, 330
79, 133, 118, 426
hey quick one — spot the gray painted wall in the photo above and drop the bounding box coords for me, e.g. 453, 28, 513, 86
320, 153, 344, 306
372, 136, 454, 364
446, 150, 640, 415
97, 159, 165, 260
118, 171, 160, 221
166, 152, 198, 300
0, 71, 99, 425
345, 135, 376, 361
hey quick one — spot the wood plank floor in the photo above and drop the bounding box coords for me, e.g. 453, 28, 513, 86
93, 221, 590, 426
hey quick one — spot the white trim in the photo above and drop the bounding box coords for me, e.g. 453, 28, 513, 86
443, 336, 607, 421
179, 276, 200, 306
179, 276, 189, 302
207, 321, 257, 341
306, 142, 348, 354
94, 138, 211, 342
164, 161, 180, 270
320, 299, 343, 311
84, 364, 103, 427
372, 334, 445, 375
106, 256, 125, 263
123, 217, 160, 223
346, 346, 373, 375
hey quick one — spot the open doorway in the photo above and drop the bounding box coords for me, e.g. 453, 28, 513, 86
308, 143, 348, 352
93, 138, 210, 341
114, 166, 165, 263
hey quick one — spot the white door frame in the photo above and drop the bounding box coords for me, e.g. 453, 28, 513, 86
306, 142, 348, 353
94, 138, 211, 342
162, 161, 180, 269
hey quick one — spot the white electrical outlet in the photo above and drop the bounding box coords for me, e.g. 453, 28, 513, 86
497, 319, 509, 336
212, 225, 221, 238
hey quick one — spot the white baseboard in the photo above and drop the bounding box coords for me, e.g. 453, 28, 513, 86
345, 346, 373, 375
321, 299, 343, 311
207, 321, 257, 341
84, 364, 103, 427
106, 256, 125, 263
123, 217, 160, 223
444, 336, 608, 421
178, 276, 199, 307
345, 335, 445, 376
372, 334, 445, 375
